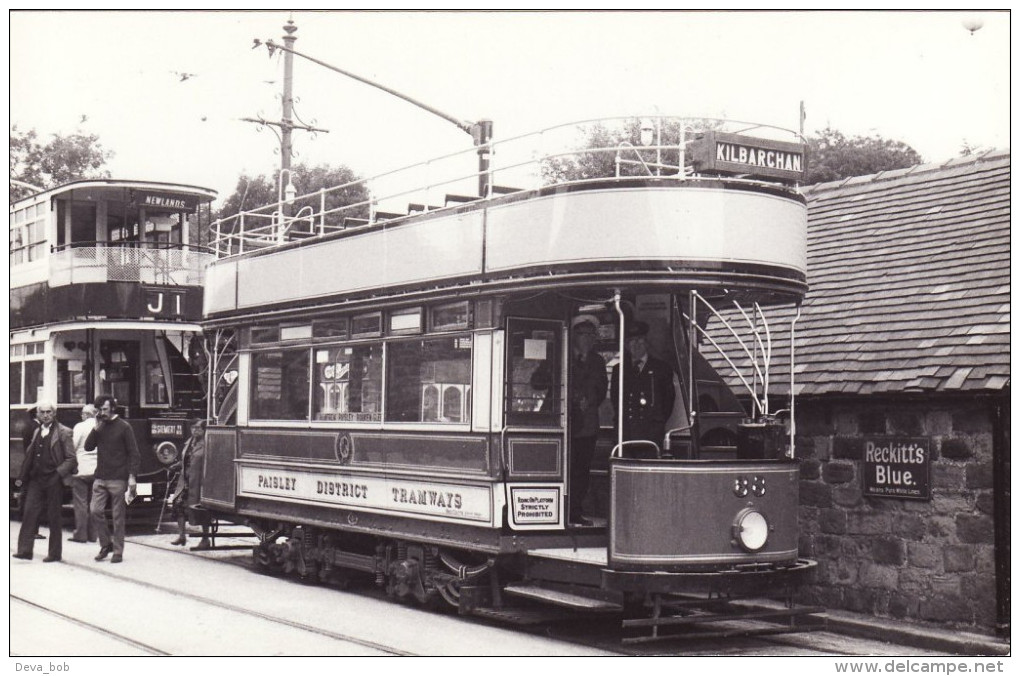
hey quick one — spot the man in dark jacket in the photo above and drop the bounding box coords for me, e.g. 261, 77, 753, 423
610, 321, 677, 453
568, 315, 607, 525
13, 401, 77, 562
86, 395, 140, 564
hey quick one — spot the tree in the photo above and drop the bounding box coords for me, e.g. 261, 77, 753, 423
10, 126, 113, 201
215, 162, 370, 233
805, 127, 922, 184
540, 119, 922, 187
539, 117, 721, 184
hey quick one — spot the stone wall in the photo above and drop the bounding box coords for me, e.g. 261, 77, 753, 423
794, 397, 1000, 630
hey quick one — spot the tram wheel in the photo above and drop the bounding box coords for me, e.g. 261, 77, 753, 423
252, 543, 285, 576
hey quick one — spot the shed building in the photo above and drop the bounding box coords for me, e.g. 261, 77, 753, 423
762, 150, 1010, 634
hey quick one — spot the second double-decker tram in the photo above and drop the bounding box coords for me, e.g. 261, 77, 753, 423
10, 180, 217, 509
201, 117, 819, 640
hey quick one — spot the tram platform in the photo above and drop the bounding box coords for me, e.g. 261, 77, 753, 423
499, 546, 1009, 654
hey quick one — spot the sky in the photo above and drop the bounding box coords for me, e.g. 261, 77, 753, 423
9, 10, 1011, 206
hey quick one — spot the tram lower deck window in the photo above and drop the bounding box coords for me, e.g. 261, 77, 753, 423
312, 344, 383, 422
10, 363, 23, 404
251, 349, 311, 421
385, 337, 472, 423
22, 360, 44, 406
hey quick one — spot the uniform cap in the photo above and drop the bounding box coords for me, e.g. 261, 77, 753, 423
571, 314, 600, 331
626, 321, 650, 338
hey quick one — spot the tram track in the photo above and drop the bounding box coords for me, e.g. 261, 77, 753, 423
10, 594, 171, 656
50, 552, 419, 656
128, 534, 855, 656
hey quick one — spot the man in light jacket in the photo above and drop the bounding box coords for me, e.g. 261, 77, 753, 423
68, 404, 99, 543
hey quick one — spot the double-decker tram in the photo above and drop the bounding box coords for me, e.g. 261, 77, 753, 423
10, 179, 217, 510
202, 117, 821, 641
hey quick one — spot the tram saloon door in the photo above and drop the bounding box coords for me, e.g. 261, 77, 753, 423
503, 318, 568, 529
100, 340, 139, 414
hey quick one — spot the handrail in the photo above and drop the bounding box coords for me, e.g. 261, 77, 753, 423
211, 115, 804, 259
51, 241, 215, 254
610, 440, 661, 460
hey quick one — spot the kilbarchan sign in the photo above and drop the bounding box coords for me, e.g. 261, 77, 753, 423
690, 131, 808, 182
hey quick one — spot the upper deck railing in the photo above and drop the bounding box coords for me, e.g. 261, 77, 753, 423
48, 242, 214, 287
211, 116, 806, 259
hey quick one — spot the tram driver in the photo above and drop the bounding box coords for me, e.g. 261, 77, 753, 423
610, 321, 676, 456
568, 315, 607, 526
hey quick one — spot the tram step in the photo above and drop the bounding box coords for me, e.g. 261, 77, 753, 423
407, 203, 441, 214
464, 605, 577, 626
444, 193, 478, 206
491, 185, 522, 195
373, 211, 405, 221
342, 217, 369, 228
503, 583, 622, 612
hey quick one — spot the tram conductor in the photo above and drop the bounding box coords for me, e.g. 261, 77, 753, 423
610, 321, 676, 451
568, 315, 607, 525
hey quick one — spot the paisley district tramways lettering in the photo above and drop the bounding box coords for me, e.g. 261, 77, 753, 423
257, 474, 297, 491
391, 487, 463, 510
317, 480, 368, 499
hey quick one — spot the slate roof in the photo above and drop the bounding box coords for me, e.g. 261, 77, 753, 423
710, 149, 1010, 397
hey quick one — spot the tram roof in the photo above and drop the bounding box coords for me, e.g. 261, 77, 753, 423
711, 148, 1011, 396
9, 179, 217, 207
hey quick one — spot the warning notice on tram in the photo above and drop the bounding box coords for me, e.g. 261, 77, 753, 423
861, 436, 931, 500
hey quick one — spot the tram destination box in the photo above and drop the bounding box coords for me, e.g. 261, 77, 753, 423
150, 419, 187, 439
689, 131, 807, 183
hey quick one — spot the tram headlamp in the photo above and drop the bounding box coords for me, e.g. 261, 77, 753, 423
154, 441, 179, 466
732, 508, 769, 552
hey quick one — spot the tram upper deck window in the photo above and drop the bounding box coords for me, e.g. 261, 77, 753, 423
506, 318, 563, 427
251, 349, 311, 421
385, 336, 472, 423
10, 204, 47, 264
351, 312, 383, 338
250, 326, 280, 344
430, 301, 471, 332
312, 344, 383, 423
313, 318, 348, 340
389, 308, 423, 335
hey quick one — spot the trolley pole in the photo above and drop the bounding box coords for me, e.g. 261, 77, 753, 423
258, 30, 493, 197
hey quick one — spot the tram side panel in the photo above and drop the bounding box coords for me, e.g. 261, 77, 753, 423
200, 326, 566, 546
199, 319, 589, 545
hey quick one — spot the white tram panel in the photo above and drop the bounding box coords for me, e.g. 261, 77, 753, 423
236, 463, 500, 527
485, 186, 807, 276
230, 210, 485, 313
204, 184, 806, 317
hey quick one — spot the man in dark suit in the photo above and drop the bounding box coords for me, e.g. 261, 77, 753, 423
568, 314, 607, 525
18, 407, 45, 538
610, 321, 676, 452
13, 401, 77, 562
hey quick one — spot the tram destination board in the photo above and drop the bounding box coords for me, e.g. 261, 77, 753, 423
861, 436, 931, 501
689, 130, 807, 183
